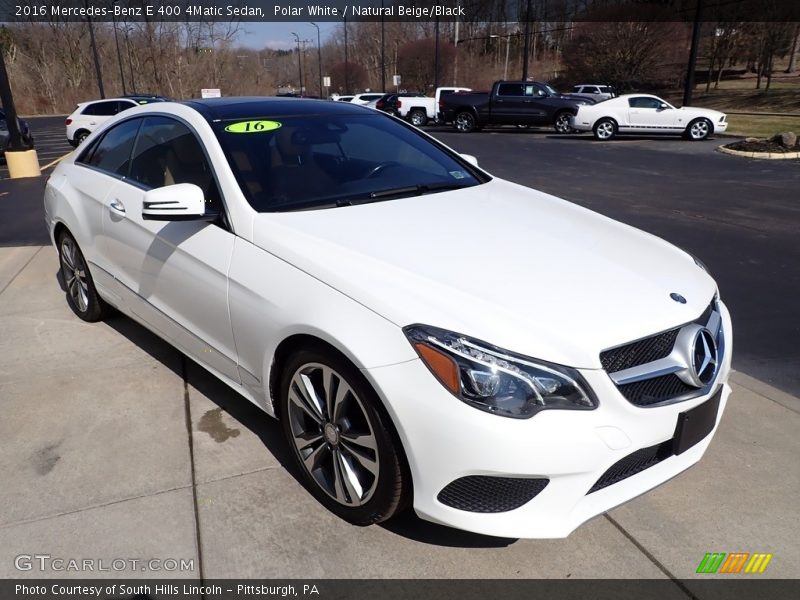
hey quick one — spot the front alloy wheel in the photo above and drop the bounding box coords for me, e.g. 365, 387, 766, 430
554, 112, 573, 134
58, 231, 107, 322
687, 118, 712, 141
281, 351, 407, 525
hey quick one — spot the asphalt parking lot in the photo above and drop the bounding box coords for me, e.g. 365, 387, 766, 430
0, 117, 798, 585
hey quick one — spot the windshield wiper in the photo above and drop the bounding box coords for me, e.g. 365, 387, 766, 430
366, 182, 471, 201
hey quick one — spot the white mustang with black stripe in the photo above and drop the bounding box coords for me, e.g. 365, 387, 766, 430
570, 94, 728, 141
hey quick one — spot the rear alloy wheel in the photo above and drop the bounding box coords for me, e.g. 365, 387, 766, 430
554, 112, 573, 134
75, 131, 89, 145
58, 231, 108, 322
593, 118, 617, 141
280, 350, 408, 525
409, 110, 428, 127
686, 118, 712, 141
454, 111, 476, 133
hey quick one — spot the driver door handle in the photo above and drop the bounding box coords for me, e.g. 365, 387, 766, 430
109, 198, 126, 214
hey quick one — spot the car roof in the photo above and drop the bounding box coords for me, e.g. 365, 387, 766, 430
180, 96, 372, 121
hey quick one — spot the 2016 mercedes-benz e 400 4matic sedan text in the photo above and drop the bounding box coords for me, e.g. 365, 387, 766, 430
44, 97, 732, 538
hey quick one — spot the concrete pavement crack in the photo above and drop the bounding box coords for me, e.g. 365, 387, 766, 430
0, 246, 42, 297
182, 354, 207, 594
604, 513, 700, 599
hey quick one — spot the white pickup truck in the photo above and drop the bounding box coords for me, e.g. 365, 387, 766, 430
397, 87, 472, 126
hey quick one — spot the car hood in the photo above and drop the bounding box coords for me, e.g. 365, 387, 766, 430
680, 106, 726, 119
252, 178, 716, 369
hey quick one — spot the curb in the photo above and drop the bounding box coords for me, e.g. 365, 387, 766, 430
717, 145, 800, 160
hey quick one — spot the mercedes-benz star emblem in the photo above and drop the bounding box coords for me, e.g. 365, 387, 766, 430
690, 328, 718, 386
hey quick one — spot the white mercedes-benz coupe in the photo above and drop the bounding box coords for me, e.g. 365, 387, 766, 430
44, 98, 732, 538
570, 94, 728, 141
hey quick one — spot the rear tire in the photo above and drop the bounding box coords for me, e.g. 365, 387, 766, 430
454, 111, 477, 133
593, 118, 617, 141
408, 109, 428, 127
57, 231, 108, 322
74, 130, 90, 146
279, 349, 408, 526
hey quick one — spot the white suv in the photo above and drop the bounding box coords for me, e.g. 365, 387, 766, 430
349, 93, 386, 105
65, 98, 141, 146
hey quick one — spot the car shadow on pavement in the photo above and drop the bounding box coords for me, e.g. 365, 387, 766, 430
99, 308, 516, 549
379, 510, 516, 548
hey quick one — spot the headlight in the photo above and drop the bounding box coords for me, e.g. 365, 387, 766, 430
404, 325, 597, 419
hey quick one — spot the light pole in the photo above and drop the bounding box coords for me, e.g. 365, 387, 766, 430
522, 0, 532, 80
291, 32, 304, 95
344, 17, 349, 93
309, 22, 323, 98
380, 1, 386, 91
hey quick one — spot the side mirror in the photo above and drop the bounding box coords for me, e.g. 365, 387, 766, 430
659, 103, 670, 110
460, 153, 479, 167
142, 183, 211, 221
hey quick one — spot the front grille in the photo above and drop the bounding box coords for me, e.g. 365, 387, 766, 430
600, 329, 679, 373
437, 476, 549, 513
617, 373, 696, 406
601, 300, 722, 407
588, 441, 673, 493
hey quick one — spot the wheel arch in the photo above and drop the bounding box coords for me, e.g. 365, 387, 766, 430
268, 331, 415, 497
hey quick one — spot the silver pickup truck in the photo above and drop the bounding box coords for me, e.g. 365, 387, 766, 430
570, 84, 616, 102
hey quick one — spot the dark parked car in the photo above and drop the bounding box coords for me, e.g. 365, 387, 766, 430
439, 81, 595, 133
375, 92, 425, 116
0, 109, 34, 154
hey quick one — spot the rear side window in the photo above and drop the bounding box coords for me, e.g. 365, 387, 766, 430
116, 100, 136, 113
78, 118, 142, 176
82, 101, 119, 116
497, 83, 524, 97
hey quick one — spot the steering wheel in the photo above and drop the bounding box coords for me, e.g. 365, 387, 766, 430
366, 161, 400, 178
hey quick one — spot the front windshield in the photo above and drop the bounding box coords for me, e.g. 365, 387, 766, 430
215, 113, 486, 212
545, 84, 559, 96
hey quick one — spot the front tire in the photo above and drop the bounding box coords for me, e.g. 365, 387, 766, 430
58, 231, 108, 322
280, 349, 408, 525
454, 111, 477, 133
408, 109, 428, 127
593, 118, 617, 141
554, 111, 573, 134
686, 118, 712, 141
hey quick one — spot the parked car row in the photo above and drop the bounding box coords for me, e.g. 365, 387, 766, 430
436, 81, 728, 141
66, 84, 728, 148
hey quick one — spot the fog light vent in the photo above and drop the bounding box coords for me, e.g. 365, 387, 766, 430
437, 476, 549, 513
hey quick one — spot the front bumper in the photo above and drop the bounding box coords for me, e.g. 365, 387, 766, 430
364, 301, 733, 539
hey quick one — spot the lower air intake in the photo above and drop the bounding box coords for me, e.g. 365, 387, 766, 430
437, 476, 549, 513
588, 441, 673, 493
